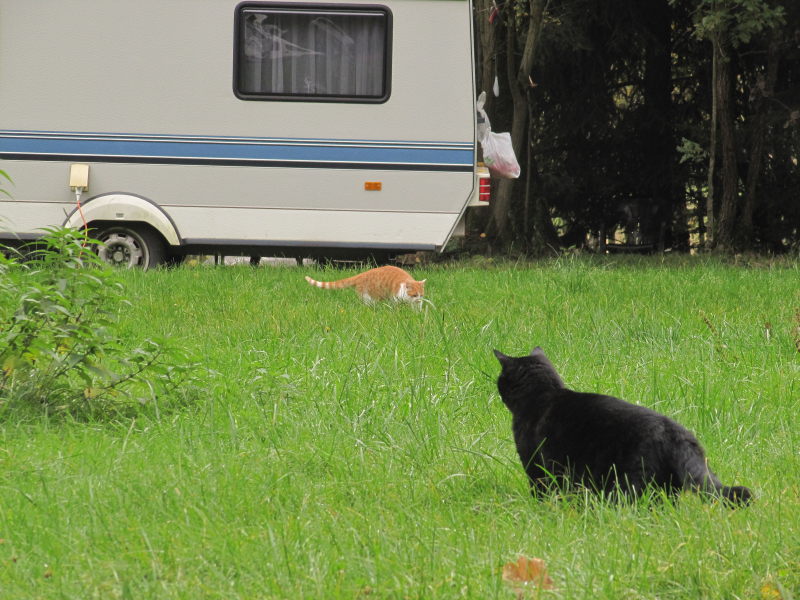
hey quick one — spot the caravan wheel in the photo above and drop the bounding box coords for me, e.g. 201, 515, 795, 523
94, 225, 166, 269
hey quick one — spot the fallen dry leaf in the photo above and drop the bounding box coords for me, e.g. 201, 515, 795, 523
502, 555, 555, 593
760, 579, 784, 600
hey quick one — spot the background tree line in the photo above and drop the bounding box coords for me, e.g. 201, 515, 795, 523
472, 0, 800, 254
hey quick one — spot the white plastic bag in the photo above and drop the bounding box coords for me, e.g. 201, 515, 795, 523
480, 130, 520, 180
476, 91, 521, 179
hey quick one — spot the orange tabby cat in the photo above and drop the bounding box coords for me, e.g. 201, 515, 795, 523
305, 265, 426, 307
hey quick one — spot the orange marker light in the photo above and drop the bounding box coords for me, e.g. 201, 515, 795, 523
364, 181, 382, 191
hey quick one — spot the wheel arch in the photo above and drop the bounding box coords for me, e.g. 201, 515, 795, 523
62, 192, 182, 247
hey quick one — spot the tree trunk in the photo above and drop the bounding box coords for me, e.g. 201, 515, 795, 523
488, 0, 546, 245
706, 36, 719, 248
641, 0, 674, 251
469, 0, 502, 239
738, 40, 780, 250
713, 39, 738, 252
526, 91, 558, 253
474, 0, 497, 113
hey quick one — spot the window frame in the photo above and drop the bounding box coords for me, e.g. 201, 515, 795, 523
233, 1, 393, 103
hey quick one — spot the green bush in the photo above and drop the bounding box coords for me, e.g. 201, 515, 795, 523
0, 168, 10, 198
0, 227, 197, 419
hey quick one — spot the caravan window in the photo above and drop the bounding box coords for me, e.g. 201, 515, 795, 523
234, 3, 391, 102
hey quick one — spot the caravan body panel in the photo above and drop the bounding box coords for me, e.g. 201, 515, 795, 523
0, 0, 479, 257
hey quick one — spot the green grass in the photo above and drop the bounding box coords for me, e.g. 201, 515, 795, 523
1, 256, 798, 599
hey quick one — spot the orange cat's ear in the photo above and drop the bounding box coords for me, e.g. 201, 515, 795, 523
419, 279, 427, 284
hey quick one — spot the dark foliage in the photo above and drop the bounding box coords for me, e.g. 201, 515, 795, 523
473, 0, 799, 254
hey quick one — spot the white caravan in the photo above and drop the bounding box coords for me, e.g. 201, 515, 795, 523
0, 0, 489, 267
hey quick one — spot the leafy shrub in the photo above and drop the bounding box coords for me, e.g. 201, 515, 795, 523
0, 227, 198, 419
0, 168, 10, 198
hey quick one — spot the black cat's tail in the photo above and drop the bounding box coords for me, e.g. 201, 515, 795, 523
719, 485, 753, 505
674, 441, 752, 506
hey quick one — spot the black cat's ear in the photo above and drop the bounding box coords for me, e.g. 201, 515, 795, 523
531, 346, 545, 356
493, 349, 511, 365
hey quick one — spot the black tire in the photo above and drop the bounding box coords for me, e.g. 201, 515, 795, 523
164, 252, 187, 267
93, 225, 166, 269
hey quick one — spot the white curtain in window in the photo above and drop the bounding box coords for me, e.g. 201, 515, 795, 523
240, 10, 386, 97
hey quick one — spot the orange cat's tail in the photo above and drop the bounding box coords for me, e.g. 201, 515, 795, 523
304, 274, 359, 290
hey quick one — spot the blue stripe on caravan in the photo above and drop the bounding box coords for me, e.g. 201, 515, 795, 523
0, 130, 475, 170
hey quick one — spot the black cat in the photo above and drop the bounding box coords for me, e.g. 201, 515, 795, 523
493, 347, 752, 506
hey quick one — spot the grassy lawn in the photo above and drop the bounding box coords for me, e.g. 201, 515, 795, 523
1, 256, 798, 599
